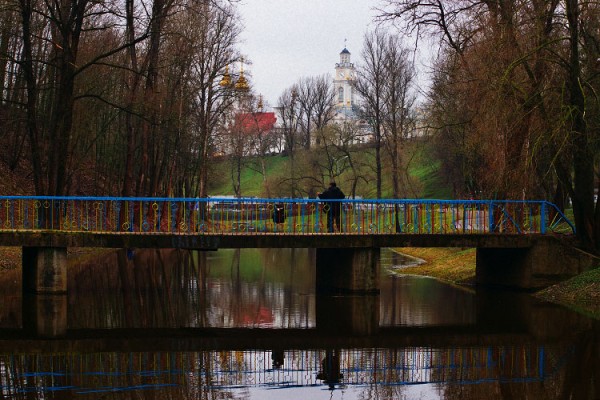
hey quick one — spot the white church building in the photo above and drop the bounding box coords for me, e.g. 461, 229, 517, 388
333, 48, 356, 118
331, 47, 372, 143
272, 47, 374, 148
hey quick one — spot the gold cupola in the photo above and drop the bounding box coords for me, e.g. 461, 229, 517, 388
219, 65, 232, 87
234, 58, 250, 91
235, 72, 249, 91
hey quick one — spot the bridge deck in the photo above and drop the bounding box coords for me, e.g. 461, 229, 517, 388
0, 326, 569, 353
0, 231, 545, 249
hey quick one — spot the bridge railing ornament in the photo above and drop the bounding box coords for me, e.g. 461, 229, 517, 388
0, 196, 575, 235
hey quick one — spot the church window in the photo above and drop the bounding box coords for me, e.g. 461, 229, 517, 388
338, 87, 344, 103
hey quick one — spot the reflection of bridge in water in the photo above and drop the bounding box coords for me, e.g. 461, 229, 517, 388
0, 304, 592, 398
0, 344, 577, 396
0, 291, 591, 397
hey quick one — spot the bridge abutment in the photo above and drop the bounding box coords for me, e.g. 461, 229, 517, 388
316, 295, 380, 335
476, 237, 597, 290
315, 248, 380, 294
476, 247, 530, 289
22, 247, 68, 294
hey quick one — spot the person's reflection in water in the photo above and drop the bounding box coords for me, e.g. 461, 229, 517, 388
316, 349, 343, 389
271, 349, 284, 369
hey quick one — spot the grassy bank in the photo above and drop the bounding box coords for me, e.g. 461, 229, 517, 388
393, 247, 476, 284
536, 267, 600, 319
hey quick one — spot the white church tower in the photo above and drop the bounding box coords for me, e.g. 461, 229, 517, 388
333, 47, 356, 117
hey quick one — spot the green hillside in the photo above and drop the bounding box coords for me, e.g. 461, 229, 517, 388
207, 140, 451, 199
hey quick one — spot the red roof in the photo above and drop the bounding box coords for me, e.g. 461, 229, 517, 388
235, 112, 276, 134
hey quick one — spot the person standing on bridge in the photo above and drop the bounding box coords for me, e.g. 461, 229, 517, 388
318, 182, 346, 233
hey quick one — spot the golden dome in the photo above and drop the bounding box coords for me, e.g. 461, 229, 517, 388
235, 71, 249, 91
234, 58, 250, 91
219, 65, 232, 87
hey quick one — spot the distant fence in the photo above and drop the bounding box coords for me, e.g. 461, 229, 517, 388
0, 196, 575, 235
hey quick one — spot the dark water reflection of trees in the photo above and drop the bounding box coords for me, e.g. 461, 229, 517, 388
0, 248, 598, 399
64, 248, 476, 330
66, 248, 315, 329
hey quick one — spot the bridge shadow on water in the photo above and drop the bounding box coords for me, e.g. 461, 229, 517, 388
0, 248, 598, 399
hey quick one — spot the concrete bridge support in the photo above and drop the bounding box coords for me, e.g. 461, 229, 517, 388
22, 294, 67, 337
22, 247, 68, 337
315, 248, 380, 294
316, 295, 380, 336
476, 237, 597, 290
22, 247, 68, 294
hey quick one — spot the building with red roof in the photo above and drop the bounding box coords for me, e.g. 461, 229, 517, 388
235, 111, 276, 134
216, 111, 281, 156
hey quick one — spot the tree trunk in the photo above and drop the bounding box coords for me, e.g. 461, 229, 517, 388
121, 0, 140, 198
19, 0, 45, 194
375, 124, 382, 199
566, 0, 594, 250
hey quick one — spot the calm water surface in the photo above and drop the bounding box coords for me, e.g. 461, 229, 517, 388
0, 248, 597, 399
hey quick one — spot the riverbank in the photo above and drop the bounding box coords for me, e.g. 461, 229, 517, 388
536, 268, 600, 319
397, 247, 600, 320
393, 247, 476, 284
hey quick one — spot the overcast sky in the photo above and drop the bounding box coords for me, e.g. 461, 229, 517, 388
237, 1, 380, 109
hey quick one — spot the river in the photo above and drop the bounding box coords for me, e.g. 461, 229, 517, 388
0, 248, 597, 399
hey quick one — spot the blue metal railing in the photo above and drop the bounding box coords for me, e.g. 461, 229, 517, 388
0, 345, 566, 392
0, 196, 575, 235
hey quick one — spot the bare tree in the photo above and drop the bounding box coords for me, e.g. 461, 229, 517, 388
14, 0, 158, 196
308, 75, 336, 146
295, 75, 336, 149
381, 35, 416, 198
225, 92, 256, 197
275, 86, 301, 196
354, 29, 388, 199
380, 0, 600, 250
0, 0, 243, 199
185, 0, 242, 198
377, 0, 479, 57
243, 99, 279, 196
317, 122, 369, 198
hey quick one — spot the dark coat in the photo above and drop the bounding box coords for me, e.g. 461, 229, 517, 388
318, 185, 345, 232
318, 186, 345, 200
318, 186, 345, 221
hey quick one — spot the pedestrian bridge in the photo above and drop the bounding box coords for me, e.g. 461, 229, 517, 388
0, 196, 575, 239
0, 196, 588, 294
